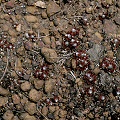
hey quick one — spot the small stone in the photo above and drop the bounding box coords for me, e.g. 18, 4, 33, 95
53, 19, 59, 26
48, 113, 55, 119
26, 6, 38, 14
21, 81, 31, 92
34, 80, 44, 89
86, 6, 93, 13
3, 110, 14, 120
42, 106, 48, 116
49, 106, 56, 113
0, 86, 10, 96
72, 59, 76, 69
93, 67, 100, 75
94, 32, 103, 42
41, 47, 58, 63
8, 29, 17, 37
25, 102, 36, 115
16, 24, 21, 32
12, 94, 20, 104
107, 50, 114, 58
12, 116, 20, 120
20, 113, 36, 120
29, 89, 42, 102
59, 109, 67, 118
0, 97, 8, 107
17, 46, 25, 56
42, 36, 51, 45
114, 15, 120, 25
104, 20, 117, 35
88, 113, 94, 119
5, 0, 15, 9
45, 79, 55, 93
24, 15, 38, 23
46, 1, 61, 17
2, 24, 9, 31
41, 11, 47, 19
34, 1, 46, 8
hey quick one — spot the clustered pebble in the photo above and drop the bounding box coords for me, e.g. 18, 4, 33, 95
0, 0, 120, 120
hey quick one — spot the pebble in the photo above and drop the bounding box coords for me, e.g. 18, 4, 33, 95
93, 67, 100, 75
16, 24, 21, 32
45, 79, 55, 93
0, 97, 8, 107
42, 106, 48, 116
46, 1, 61, 17
72, 59, 76, 69
87, 44, 104, 62
104, 20, 117, 34
20, 113, 36, 120
24, 15, 38, 23
25, 102, 36, 115
2, 24, 9, 31
34, 80, 44, 89
41, 11, 48, 19
42, 36, 51, 45
3, 110, 14, 120
41, 47, 58, 63
114, 15, 120, 25
107, 50, 114, 58
12, 94, 20, 104
26, 6, 38, 14
17, 46, 25, 56
34, 1, 46, 8
59, 109, 67, 118
29, 89, 42, 102
0, 86, 10, 96
48, 113, 55, 119
21, 81, 31, 92
8, 29, 17, 37
49, 106, 56, 113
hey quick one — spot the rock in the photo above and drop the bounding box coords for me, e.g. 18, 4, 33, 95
20, 113, 36, 120
71, 59, 76, 69
88, 113, 94, 119
0, 97, 8, 107
49, 106, 56, 113
87, 44, 104, 62
2, 24, 9, 31
12, 116, 20, 120
25, 102, 36, 115
73, 108, 83, 117
26, 6, 38, 14
24, 15, 38, 23
46, 1, 61, 17
17, 46, 25, 56
16, 24, 21, 32
21, 81, 31, 92
8, 29, 17, 37
94, 32, 103, 42
41, 47, 58, 63
114, 15, 120, 25
41, 11, 48, 19
0, 86, 10, 96
45, 79, 55, 93
107, 50, 114, 58
34, 80, 44, 89
48, 113, 55, 119
3, 110, 14, 120
29, 89, 42, 102
59, 109, 67, 118
42, 36, 51, 45
5, 0, 15, 9
12, 94, 20, 104
34, 1, 46, 8
42, 106, 48, 116
104, 20, 117, 35
93, 67, 100, 75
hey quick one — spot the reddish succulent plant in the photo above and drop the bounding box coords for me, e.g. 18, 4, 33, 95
0, 39, 14, 50
34, 64, 49, 80
62, 28, 80, 49
100, 57, 116, 73
74, 50, 90, 71
83, 71, 97, 85
86, 86, 95, 96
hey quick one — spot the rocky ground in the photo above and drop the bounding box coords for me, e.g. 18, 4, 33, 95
0, 0, 120, 120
